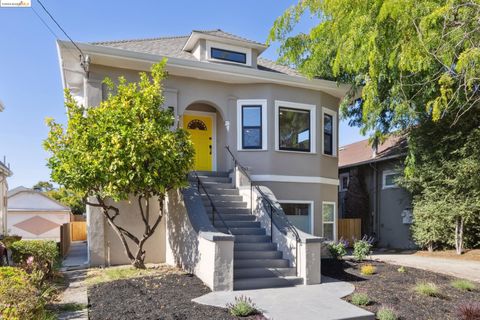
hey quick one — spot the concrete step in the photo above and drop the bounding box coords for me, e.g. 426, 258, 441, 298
234, 250, 282, 259
214, 221, 260, 228
202, 182, 234, 190
199, 176, 232, 183
201, 194, 243, 202
196, 171, 230, 177
234, 242, 277, 251
201, 188, 239, 196
206, 207, 251, 215
203, 200, 247, 208
234, 235, 271, 243
217, 227, 266, 235
234, 267, 296, 279
233, 276, 303, 290
234, 258, 289, 268
207, 214, 256, 221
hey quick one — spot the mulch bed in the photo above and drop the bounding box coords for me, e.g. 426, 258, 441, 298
88, 273, 263, 320
322, 259, 480, 320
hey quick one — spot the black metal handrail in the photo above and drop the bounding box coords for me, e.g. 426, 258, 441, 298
191, 171, 232, 235
225, 146, 301, 275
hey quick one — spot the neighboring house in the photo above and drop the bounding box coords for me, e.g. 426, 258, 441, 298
7, 187, 72, 242
338, 136, 415, 249
0, 160, 12, 237
57, 29, 351, 291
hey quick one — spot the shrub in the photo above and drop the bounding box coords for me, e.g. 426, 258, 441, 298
397, 266, 406, 273
414, 282, 440, 297
0, 267, 45, 320
451, 279, 476, 291
456, 302, 480, 320
327, 240, 347, 259
227, 295, 259, 317
360, 264, 377, 275
350, 293, 370, 306
353, 237, 372, 261
377, 307, 398, 320
10, 240, 58, 277
1, 235, 22, 248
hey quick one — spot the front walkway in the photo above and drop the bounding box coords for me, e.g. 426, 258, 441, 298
371, 252, 480, 282
193, 277, 374, 320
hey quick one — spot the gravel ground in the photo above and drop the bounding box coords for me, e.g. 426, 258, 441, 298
88, 273, 264, 320
322, 259, 480, 320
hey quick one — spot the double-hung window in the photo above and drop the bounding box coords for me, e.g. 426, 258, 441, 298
237, 100, 267, 151
322, 202, 336, 241
322, 108, 337, 156
275, 101, 316, 153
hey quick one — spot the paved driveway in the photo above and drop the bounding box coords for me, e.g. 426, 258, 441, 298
371, 252, 480, 282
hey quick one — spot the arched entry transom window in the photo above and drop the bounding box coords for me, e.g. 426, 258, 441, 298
187, 119, 208, 131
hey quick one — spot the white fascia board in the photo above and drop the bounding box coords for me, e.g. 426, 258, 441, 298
183, 32, 267, 53
251, 174, 339, 185
58, 41, 351, 98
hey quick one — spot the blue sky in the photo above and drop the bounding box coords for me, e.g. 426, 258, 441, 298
0, 0, 365, 188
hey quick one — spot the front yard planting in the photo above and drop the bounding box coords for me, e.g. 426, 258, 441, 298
322, 259, 480, 320
87, 265, 265, 320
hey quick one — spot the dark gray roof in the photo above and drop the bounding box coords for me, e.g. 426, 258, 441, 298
91, 29, 303, 77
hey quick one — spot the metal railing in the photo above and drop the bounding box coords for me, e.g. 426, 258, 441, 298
191, 170, 232, 235
225, 146, 301, 275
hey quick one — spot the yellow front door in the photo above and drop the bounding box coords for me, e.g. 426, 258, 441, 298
183, 113, 213, 171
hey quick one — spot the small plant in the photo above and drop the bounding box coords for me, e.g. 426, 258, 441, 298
456, 302, 480, 320
377, 307, 398, 320
353, 236, 373, 261
10, 240, 59, 278
360, 264, 377, 275
350, 293, 371, 306
327, 239, 348, 259
397, 266, 406, 273
451, 279, 476, 291
414, 282, 440, 297
227, 295, 259, 317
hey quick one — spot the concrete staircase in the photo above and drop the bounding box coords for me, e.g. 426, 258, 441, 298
194, 171, 303, 290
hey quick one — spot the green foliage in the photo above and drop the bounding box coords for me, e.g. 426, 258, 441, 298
327, 241, 347, 259
10, 240, 59, 278
1, 235, 22, 248
33, 181, 85, 215
44, 60, 194, 268
451, 279, 476, 292
33, 181, 55, 192
269, 0, 480, 135
414, 282, 440, 297
377, 307, 398, 320
350, 293, 371, 306
227, 295, 259, 317
397, 266, 406, 273
0, 267, 46, 320
360, 264, 376, 276
353, 240, 372, 261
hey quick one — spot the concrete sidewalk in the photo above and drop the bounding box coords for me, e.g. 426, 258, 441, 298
62, 241, 89, 270
371, 252, 480, 282
193, 277, 374, 320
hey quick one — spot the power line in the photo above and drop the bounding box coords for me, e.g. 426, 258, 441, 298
36, 0, 85, 59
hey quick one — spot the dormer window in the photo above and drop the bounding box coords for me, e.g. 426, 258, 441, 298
211, 47, 246, 64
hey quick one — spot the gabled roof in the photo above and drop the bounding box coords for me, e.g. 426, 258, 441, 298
91, 29, 301, 77
7, 186, 70, 212
0, 160, 12, 177
339, 135, 407, 168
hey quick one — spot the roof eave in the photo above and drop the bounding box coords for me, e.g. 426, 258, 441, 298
182, 31, 268, 54
58, 41, 351, 98
339, 153, 406, 169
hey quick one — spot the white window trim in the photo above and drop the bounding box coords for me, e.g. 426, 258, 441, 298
274, 100, 317, 154
382, 169, 400, 189
339, 172, 349, 192
322, 201, 337, 241
322, 107, 337, 157
236, 99, 268, 151
206, 40, 252, 66
278, 200, 315, 234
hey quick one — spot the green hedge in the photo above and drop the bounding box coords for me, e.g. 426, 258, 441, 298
0, 267, 46, 320
10, 240, 59, 276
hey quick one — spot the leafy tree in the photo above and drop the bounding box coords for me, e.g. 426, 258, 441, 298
44, 60, 194, 268
269, 0, 479, 134
33, 181, 54, 192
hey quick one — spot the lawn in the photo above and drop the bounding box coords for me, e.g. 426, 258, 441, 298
87, 265, 264, 320
322, 259, 480, 320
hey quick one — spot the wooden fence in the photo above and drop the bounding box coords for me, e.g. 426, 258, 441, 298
338, 218, 362, 245
70, 222, 87, 241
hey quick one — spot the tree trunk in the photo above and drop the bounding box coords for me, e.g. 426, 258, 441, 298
427, 242, 433, 252
87, 194, 165, 269
455, 216, 464, 255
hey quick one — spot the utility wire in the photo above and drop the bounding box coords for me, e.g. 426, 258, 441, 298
36, 0, 85, 59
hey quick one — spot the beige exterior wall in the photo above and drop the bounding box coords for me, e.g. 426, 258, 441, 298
7, 211, 71, 241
